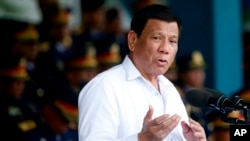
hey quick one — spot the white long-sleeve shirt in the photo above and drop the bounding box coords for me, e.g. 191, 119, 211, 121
78, 56, 189, 141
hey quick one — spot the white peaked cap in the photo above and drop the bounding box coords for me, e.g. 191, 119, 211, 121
0, 0, 42, 24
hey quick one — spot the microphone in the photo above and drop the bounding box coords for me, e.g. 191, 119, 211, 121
204, 88, 246, 109
185, 88, 245, 113
185, 88, 213, 107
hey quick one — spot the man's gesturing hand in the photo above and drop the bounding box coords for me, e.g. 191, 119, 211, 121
138, 105, 181, 141
181, 118, 207, 141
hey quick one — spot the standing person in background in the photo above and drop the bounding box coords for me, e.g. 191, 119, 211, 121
176, 50, 207, 92
72, 0, 107, 71
96, 7, 129, 72
72, 0, 107, 57
0, 57, 54, 141
36, 3, 74, 85
104, 7, 129, 60
176, 50, 207, 101
43, 49, 99, 134
176, 50, 211, 137
206, 110, 230, 141
0, 19, 48, 112
78, 4, 206, 141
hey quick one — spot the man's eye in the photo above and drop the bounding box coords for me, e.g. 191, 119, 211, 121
170, 40, 177, 44
152, 36, 161, 40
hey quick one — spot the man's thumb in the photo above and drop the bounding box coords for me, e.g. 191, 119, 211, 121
143, 105, 154, 123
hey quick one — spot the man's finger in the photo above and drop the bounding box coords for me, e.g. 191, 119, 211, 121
143, 105, 154, 123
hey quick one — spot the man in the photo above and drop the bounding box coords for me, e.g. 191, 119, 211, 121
78, 4, 206, 141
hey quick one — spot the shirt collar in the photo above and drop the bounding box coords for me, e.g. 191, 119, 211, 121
122, 55, 142, 81
122, 55, 167, 82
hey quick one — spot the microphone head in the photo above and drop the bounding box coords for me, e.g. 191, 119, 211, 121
185, 88, 213, 107
204, 88, 224, 99
204, 88, 232, 108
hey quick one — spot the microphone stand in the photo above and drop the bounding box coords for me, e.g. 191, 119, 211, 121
221, 96, 249, 125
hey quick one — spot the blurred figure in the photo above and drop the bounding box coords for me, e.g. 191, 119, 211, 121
44, 47, 99, 108
176, 50, 211, 137
40, 50, 99, 141
36, 3, 74, 85
11, 25, 40, 62
0, 57, 53, 141
0, 19, 47, 111
63, 50, 99, 93
48, 49, 99, 128
35, 6, 79, 140
38, 0, 72, 49
0, 0, 79, 140
0, 0, 42, 59
207, 110, 230, 141
176, 50, 207, 93
75, 0, 106, 35
176, 50, 207, 103
96, 7, 128, 72
104, 7, 129, 60
72, 0, 106, 42
72, 0, 112, 72
0, 20, 40, 63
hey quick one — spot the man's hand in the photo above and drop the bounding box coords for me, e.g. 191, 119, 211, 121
138, 105, 181, 141
181, 118, 207, 141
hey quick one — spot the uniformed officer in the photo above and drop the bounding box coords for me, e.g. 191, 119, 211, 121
0, 19, 48, 112
105, 8, 129, 56
176, 50, 212, 137
36, 6, 74, 88
0, 57, 54, 141
72, 0, 108, 70
39, 50, 99, 141
48, 50, 99, 132
206, 110, 230, 141
176, 50, 207, 92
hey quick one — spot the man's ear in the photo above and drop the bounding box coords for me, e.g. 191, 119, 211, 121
127, 30, 137, 51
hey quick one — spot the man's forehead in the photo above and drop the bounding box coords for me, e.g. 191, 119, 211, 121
144, 19, 179, 35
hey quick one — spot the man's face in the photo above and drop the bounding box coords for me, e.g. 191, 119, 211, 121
182, 68, 206, 88
8, 79, 26, 99
128, 19, 179, 77
13, 40, 39, 62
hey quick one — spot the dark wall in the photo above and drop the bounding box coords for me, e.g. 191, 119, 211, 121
168, 0, 214, 88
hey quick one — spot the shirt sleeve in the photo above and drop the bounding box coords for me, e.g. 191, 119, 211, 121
78, 76, 139, 141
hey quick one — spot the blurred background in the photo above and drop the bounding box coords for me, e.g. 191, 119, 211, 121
0, 0, 249, 98
0, 0, 249, 141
